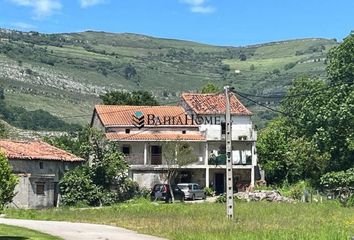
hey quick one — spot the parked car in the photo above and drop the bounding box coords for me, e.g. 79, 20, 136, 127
177, 183, 206, 200
150, 184, 185, 203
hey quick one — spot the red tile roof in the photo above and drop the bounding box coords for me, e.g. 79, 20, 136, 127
106, 132, 206, 141
181, 92, 252, 115
94, 105, 193, 126
0, 140, 84, 162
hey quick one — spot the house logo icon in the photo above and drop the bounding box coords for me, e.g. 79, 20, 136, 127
132, 111, 144, 129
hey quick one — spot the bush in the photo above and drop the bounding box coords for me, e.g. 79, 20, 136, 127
346, 194, 354, 207
0, 153, 18, 211
280, 181, 313, 201
204, 187, 215, 197
60, 166, 103, 206
284, 62, 296, 71
215, 194, 226, 203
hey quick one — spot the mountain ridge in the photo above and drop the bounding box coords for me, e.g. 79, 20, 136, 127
0, 28, 339, 128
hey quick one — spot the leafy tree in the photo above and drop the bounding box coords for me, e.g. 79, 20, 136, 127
201, 83, 220, 94
59, 166, 103, 206
221, 64, 231, 72
239, 54, 247, 61
162, 141, 197, 202
52, 127, 134, 206
100, 90, 159, 106
284, 62, 296, 71
124, 64, 137, 79
0, 153, 18, 211
0, 86, 4, 100
0, 122, 7, 138
258, 34, 354, 186
327, 34, 354, 85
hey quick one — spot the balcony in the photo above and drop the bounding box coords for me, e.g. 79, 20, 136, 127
208, 153, 252, 166
124, 154, 144, 165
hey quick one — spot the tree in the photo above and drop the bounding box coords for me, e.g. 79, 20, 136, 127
0, 153, 18, 211
0, 122, 7, 138
201, 83, 220, 94
239, 54, 247, 61
100, 90, 159, 106
221, 64, 231, 72
250, 64, 255, 71
258, 34, 354, 186
0, 86, 4, 100
124, 64, 137, 79
327, 34, 354, 85
50, 127, 134, 206
258, 118, 329, 185
162, 141, 197, 202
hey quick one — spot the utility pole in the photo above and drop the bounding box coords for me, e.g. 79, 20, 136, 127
224, 86, 233, 219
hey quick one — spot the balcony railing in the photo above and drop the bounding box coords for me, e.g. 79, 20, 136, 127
208, 154, 252, 166
124, 154, 144, 165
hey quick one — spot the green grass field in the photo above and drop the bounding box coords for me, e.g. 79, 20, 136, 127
5, 199, 354, 240
0, 224, 61, 240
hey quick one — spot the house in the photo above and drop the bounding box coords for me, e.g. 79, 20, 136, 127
0, 140, 84, 209
91, 92, 258, 193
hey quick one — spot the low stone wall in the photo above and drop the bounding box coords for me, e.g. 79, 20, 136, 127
235, 190, 295, 203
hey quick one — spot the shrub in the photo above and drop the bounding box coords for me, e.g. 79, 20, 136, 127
284, 62, 297, 71
204, 187, 215, 197
280, 181, 313, 200
215, 194, 226, 203
346, 194, 354, 207
0, 153, 18, 211
60, 166, 102, 206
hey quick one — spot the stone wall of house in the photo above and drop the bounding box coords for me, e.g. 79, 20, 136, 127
9, 159, 81, 209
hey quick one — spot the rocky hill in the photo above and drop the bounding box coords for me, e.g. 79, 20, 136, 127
0, 28, 339, 127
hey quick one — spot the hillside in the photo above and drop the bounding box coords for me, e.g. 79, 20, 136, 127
0, 28, 339, 127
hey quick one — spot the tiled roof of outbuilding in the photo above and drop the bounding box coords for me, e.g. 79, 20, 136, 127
0, 140, 84, 162
181, 92, 252, 115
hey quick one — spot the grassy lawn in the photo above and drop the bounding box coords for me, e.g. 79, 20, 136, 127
0, 224, 61, 240
5, 199, 354, 240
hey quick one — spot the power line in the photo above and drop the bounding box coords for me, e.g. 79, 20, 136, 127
233, 90, 293, 118
234, 81, 343, 99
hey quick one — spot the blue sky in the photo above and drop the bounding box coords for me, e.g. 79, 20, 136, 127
0, 0, 353, 46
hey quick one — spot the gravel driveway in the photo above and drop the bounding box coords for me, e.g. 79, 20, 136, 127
0, 218, 166, 240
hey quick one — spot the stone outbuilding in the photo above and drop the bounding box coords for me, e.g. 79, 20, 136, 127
0, 140, 84, 209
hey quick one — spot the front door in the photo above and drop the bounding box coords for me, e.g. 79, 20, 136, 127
151, 145, 162, 165
215, 173, 225, 194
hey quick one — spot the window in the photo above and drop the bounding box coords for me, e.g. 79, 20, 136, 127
36, 183, 45, 195
125, 129, 131, 134
151, 145, 162, 165
221, 122, 226, 135
122, 145, 131, 155
182, 130, 186, 134
39, 162, 44, 169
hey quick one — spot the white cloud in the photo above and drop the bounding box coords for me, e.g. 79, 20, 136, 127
9, 0, 62, 18
11, 22, 37, 29
191, 5, 215, 13
180, 0, 215, 14
181, 0, 205, 5
80, 0, 106, 8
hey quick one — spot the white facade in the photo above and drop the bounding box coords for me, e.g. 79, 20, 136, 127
91, 93, 259, 193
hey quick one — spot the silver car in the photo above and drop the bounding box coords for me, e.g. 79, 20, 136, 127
177, 183, 206, 200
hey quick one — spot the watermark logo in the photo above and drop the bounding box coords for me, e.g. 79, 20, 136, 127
132, 111, 144, 129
